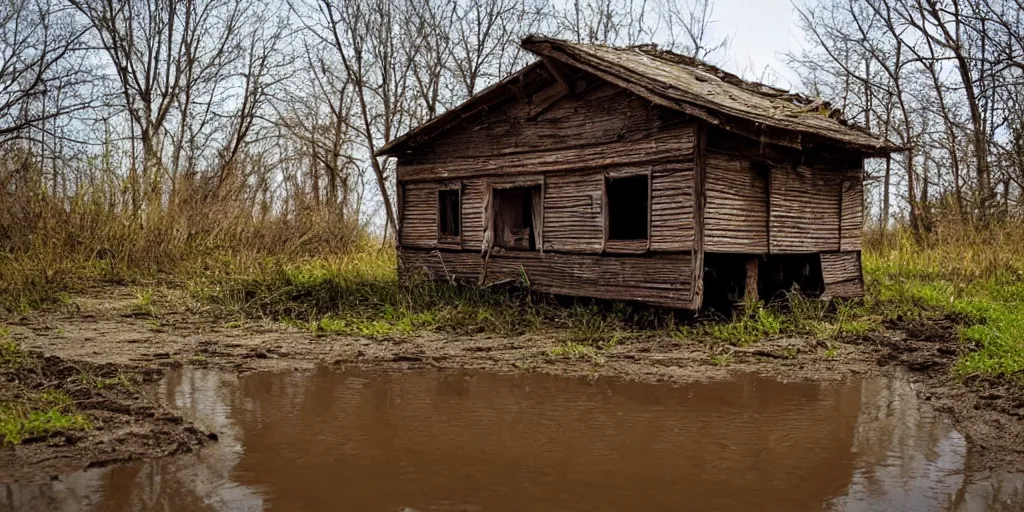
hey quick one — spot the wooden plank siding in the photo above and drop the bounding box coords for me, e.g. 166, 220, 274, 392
651, 163, 695, 251
391, 70, 869, 309
407, 80, 686, 165
399, 182, 438, 249
703, 152, 769, 253
460, 179, 487, 251
840, 178, 864, 251
820, 251, 864, 299
769, 166, 861, 253
399, 249, 694, 308
397, 126, 693, 182
543, 171, 605, 253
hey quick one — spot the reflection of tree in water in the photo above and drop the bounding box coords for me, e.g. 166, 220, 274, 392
0, 467, 111, 512
826, 370, 1024, 511
96, 369, 264, 511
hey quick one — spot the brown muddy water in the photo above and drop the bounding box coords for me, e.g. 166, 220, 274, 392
2, 368, 1023, 512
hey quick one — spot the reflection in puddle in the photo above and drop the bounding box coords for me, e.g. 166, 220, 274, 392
2, 368, 1022, 511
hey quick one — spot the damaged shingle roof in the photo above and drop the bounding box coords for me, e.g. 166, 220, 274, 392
377, 36, 900, 157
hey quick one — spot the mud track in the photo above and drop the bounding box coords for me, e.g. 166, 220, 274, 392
3, 286, 1023, 480
0, 350, 212, 482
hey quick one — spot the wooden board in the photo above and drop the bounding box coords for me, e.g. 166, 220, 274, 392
397, 125, 694, 182
543, 171, 605, 253
650, 163, 695, 251
399, 249, 694, 308
400, 182, 438, 249
691, 124, 707, 310
460, 178, 487, 251
840, 178, 864, 251
703, 152, 769, 253
820, 251, 863, 299
769, 166, 860, 253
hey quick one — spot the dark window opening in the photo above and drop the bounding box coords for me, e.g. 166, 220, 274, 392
438, 189, 460, 239
607, 174, 649, 240
493, 186, 540, 250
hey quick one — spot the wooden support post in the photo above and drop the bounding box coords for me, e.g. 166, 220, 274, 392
745, 256, 759, 303
691, 123, 707, 310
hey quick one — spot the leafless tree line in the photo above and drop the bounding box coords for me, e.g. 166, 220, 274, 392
0, 0, 840, 240
790, 0, 1024, 235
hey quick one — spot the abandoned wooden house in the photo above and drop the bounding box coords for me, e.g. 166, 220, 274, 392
376, 36, 899, 310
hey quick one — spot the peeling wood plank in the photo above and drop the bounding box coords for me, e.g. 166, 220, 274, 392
399, 248, 694, 308
404, 81, 692, 166
400, 182, 439, 249
769, 165, 861, 253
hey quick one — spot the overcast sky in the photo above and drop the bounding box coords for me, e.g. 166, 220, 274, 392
709, 0, 803, 88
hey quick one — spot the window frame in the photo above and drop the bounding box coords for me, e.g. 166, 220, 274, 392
436, 182, 462, 247
486, 176, 545, 255
602, 168, 652, 254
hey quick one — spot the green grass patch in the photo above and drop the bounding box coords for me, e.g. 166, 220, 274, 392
863, 229, 1024, 380
194, 252, 673, 339
0, 404, 91, 445
0, 326, 24, 369
548, 341, 598, 359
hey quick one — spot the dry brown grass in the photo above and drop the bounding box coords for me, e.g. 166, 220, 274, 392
0, 153, 369, 313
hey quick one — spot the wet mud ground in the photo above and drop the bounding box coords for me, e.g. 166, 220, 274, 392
3, 286, 1023, 482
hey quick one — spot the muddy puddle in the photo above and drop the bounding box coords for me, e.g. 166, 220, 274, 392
3, 368, 1023, 511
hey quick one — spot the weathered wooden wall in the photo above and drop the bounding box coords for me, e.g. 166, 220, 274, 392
399, 249, 693, 308
651, 163, 695, 251
397, 71, 697, 255
396, 71, 868, 309
399, 182, 438, 249
703, 153, 768, 253
839, 180, 864, 252
820, 251, 864, 298
702, 133, 865, 255
543, 171, 604, 253
408, 80, 682, 165
769, 165, 862, 253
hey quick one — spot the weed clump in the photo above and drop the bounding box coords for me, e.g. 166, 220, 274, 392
0, 404, 91, 446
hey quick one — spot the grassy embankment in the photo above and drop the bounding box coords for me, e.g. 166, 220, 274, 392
0, 183, 1021, 383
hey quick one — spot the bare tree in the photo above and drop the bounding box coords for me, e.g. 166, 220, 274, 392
657, 0, 729, 63
556, 0, 655, 46
68, 0, 251, 213
0, 0, 90, 144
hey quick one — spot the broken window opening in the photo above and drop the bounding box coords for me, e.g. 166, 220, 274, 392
492, 186, 541, 251
606, 174, 649, 241
438, 188, 461, 240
